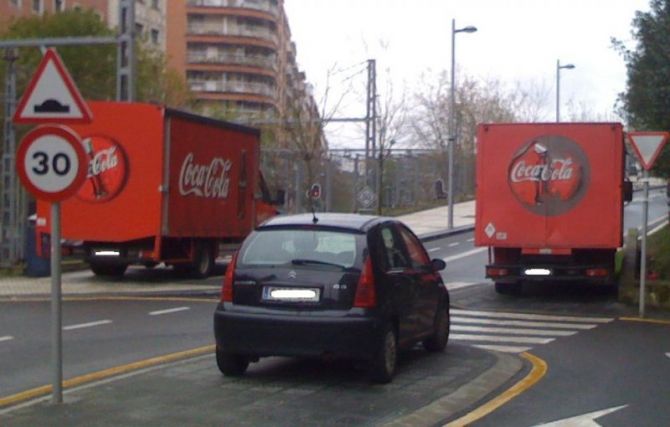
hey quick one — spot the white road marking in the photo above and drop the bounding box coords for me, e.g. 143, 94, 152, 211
149, 307, 190, 316
466, 238, 474, 242
447, 242, 460, 248
666, 352, 670, 359
450, 309, 612, 354
647, 220, 668, 236
63, 320, 112, 331
451, 309, 613, 323
446, 282, 479, 291
450, 334, 554, 344
427, 247, 441, 253
451, 316, 597, 330
0, 336, 14, 343
451, 325, 577, 337
472, 344, 532, 353
533, 404, 628, 426
443, 247, 487, 263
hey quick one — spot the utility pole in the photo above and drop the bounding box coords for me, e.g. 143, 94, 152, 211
117, 0, 136, 102
365, 59, 377, 193
1, 48, 19, 267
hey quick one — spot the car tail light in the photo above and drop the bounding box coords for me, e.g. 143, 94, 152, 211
353, 256, 376, 308
487, 267, 509, 277
221, 252, 238, 302
586, 268, 608, 277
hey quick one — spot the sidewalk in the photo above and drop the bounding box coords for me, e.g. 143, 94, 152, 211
0, 200, 477, 299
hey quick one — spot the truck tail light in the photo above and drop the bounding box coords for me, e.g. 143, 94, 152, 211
354, 256, 376, 308
221, 252, 238, 302
586, 268, 609, 277
487, 267, 509, 277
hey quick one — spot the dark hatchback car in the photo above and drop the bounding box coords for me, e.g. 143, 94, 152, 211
213, 213, 449, 383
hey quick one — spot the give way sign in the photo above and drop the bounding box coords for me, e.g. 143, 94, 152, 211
627, 131, 669, 171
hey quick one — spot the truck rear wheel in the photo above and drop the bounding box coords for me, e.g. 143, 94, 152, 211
90, 263, 128, 277
191, 242, 214, 279
495, 281, 522, 296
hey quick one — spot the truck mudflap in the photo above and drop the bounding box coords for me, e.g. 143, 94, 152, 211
486, 263, 614, 284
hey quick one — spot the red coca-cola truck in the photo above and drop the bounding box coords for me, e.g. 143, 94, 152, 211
36, 101, 282, 278
474, 123, 632, 294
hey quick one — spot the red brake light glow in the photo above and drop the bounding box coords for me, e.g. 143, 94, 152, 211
353, 256, 376, 308
221, 252, 237, 302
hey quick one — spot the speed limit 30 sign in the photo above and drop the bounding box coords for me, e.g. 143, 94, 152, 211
17, 125, 87, 202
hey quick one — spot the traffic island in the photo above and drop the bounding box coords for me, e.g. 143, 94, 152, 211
0, 345, 526, 427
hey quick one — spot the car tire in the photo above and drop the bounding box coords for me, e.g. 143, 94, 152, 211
495, 281, 522, 296
216, 347, 249, 376
191, 242, 214, 279
369, 323, 397, 384
423, 305, 450, 352
90, 263, 127, 277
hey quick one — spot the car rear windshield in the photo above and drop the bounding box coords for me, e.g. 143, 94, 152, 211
239, 228, 363, 269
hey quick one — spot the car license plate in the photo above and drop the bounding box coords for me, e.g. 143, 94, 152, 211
262, 287, 320, 302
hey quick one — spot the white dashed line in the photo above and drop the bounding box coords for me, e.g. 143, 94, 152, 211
63, 320, 112, 331
466, 238, 475, 242
0, 336, 14, 343
427, 247, 441, 253
448, 242, 460, 248
149, 307, 191, 316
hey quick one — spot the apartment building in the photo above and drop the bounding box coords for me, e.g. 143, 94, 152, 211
166, 0, 325, 149
0, 0, 166, 51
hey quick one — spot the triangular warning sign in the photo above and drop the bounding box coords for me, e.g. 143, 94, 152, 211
627, 132, 669, 171
13, 48, 92, 125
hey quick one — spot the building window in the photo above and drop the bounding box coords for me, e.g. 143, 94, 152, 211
151, 0, 159, 10
54, 0, 65, 12
135, 23, 144, 36
151, 29, 160, 45
32, 0, 43, 13
10, 0, 21, 8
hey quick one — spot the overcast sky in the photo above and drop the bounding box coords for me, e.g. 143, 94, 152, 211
284, 0, 651, 148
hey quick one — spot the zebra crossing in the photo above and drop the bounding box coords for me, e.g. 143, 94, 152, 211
449, 308, 614, 353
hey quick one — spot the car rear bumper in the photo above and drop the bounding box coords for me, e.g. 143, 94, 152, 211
486, 263, 614, 284
213, 305, 382, 359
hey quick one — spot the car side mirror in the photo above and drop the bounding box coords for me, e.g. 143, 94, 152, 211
623, 180, 633, 203
431, 258, 446, 271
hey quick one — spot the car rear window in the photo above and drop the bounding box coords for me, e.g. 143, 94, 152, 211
239, 228, 361, 268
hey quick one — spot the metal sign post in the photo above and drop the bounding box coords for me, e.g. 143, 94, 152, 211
639, 172, 649, 318
50, 202, 63, 403
626, 131, 669, 318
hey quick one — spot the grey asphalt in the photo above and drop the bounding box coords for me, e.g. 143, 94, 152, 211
0, 201, 523, 426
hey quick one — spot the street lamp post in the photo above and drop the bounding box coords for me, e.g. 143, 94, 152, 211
556, 59, 575, 122
448, 19, 477, 229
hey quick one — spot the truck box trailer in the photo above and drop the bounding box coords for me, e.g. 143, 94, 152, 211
474, 122, 632, 294
36, 101, 281, 278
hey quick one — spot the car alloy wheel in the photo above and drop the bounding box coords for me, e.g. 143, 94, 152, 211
369, 324, 397, 384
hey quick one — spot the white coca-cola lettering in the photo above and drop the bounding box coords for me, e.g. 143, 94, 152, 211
510, 158, 574, 183
178, 153, 232, 198
88, 146, 119, 178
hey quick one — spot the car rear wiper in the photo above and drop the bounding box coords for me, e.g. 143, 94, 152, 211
291, 258, 347, 269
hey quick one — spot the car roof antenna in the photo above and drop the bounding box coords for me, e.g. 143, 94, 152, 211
311, 204, 319, 224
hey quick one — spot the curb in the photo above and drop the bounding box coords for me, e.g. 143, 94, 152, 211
419, 225, 475, 243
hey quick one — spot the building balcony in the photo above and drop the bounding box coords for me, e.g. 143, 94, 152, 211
187, 51, 277, 71
188, 79, 278, 98
186, 0, 279, 18
187, 24, 279, 45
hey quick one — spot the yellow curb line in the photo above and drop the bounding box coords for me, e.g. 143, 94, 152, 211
445, 352, 548, 427
1, 296, 218, 303
0, 344, 215, 409
620, 317, 670, 325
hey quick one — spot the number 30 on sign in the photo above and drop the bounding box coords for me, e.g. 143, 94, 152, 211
16, 125, 87, 202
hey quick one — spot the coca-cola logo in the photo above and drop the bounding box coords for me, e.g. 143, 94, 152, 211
76, 136, 128, 203
178, 153, 232, 199
508, 135, 590, 216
